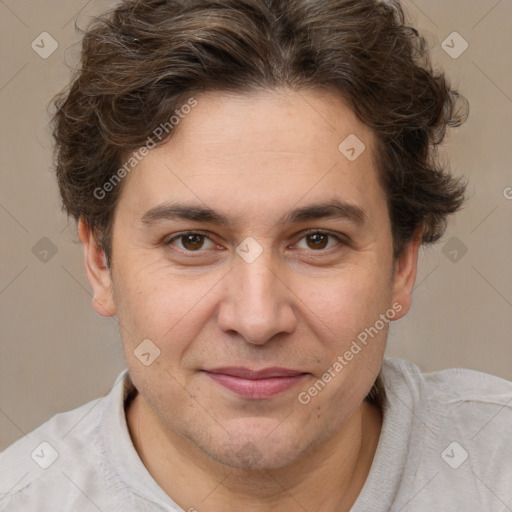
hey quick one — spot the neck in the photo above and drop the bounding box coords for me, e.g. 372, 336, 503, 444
126, 393, 382, 512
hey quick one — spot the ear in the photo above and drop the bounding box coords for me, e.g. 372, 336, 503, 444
77, 217, 116, 317
390, 230, 422, 321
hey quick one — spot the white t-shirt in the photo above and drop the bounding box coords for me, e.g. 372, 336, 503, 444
1, 358, 511, 511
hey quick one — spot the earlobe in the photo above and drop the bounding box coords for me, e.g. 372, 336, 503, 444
391, 231, 422, 321
77, 218, 117, 317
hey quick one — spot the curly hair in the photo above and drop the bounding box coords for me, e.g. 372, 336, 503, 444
52, 0, 468, 266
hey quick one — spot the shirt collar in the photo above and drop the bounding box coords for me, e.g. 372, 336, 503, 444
99, 369, 183, 511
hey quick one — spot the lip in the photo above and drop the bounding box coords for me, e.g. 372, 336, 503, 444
202, 367, 308, 399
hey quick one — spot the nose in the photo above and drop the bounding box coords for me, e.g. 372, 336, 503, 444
217, 247, 297, 345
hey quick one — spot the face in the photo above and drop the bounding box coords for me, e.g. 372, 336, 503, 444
80, 87, 419, 470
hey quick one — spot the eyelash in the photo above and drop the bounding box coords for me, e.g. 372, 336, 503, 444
164, 229, 347, 254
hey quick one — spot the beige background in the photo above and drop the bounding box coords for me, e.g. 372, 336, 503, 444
1, 0, 511, 452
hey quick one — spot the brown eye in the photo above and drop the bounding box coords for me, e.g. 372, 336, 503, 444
167, 232, 215, 252
306, 233, 329, 250
295, 231, 343, 252
181, 234, 205, 251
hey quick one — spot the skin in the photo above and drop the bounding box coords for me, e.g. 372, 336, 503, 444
78, 87, 421, 511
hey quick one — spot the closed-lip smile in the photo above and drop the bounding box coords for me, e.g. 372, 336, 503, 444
202, 367, 308, 399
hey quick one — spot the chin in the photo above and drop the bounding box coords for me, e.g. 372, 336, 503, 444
196, 421, 308, 471
210, 443, 303, 471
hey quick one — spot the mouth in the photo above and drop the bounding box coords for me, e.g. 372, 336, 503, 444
202, 367, 309, 399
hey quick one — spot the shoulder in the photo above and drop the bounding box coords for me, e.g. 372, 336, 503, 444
379, 358, 512, 508
381, 357, 512, 434
0, 395, 104, 507
381, 357, 512, 411
0, 371, 129, 511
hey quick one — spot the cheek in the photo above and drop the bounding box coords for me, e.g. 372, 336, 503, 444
112, 260, 180, 341
112, 255, 227, 359
299, 263, 393, 339
315, 266, 392, 396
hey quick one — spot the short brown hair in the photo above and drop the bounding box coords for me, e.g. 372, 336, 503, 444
52, 0, 468, 266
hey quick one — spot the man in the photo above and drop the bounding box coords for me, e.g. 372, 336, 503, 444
1, 0, 511, 510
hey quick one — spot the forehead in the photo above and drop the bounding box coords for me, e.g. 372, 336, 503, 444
167, 87, 376, 165
116, 87, 384, 223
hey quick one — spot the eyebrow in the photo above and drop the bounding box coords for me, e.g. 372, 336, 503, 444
141, 199, 367, 228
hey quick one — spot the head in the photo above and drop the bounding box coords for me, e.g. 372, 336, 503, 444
52, 0, 468, 470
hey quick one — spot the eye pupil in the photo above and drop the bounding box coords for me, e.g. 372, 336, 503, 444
182, 234, 204, 250
307, 233, 328, 250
